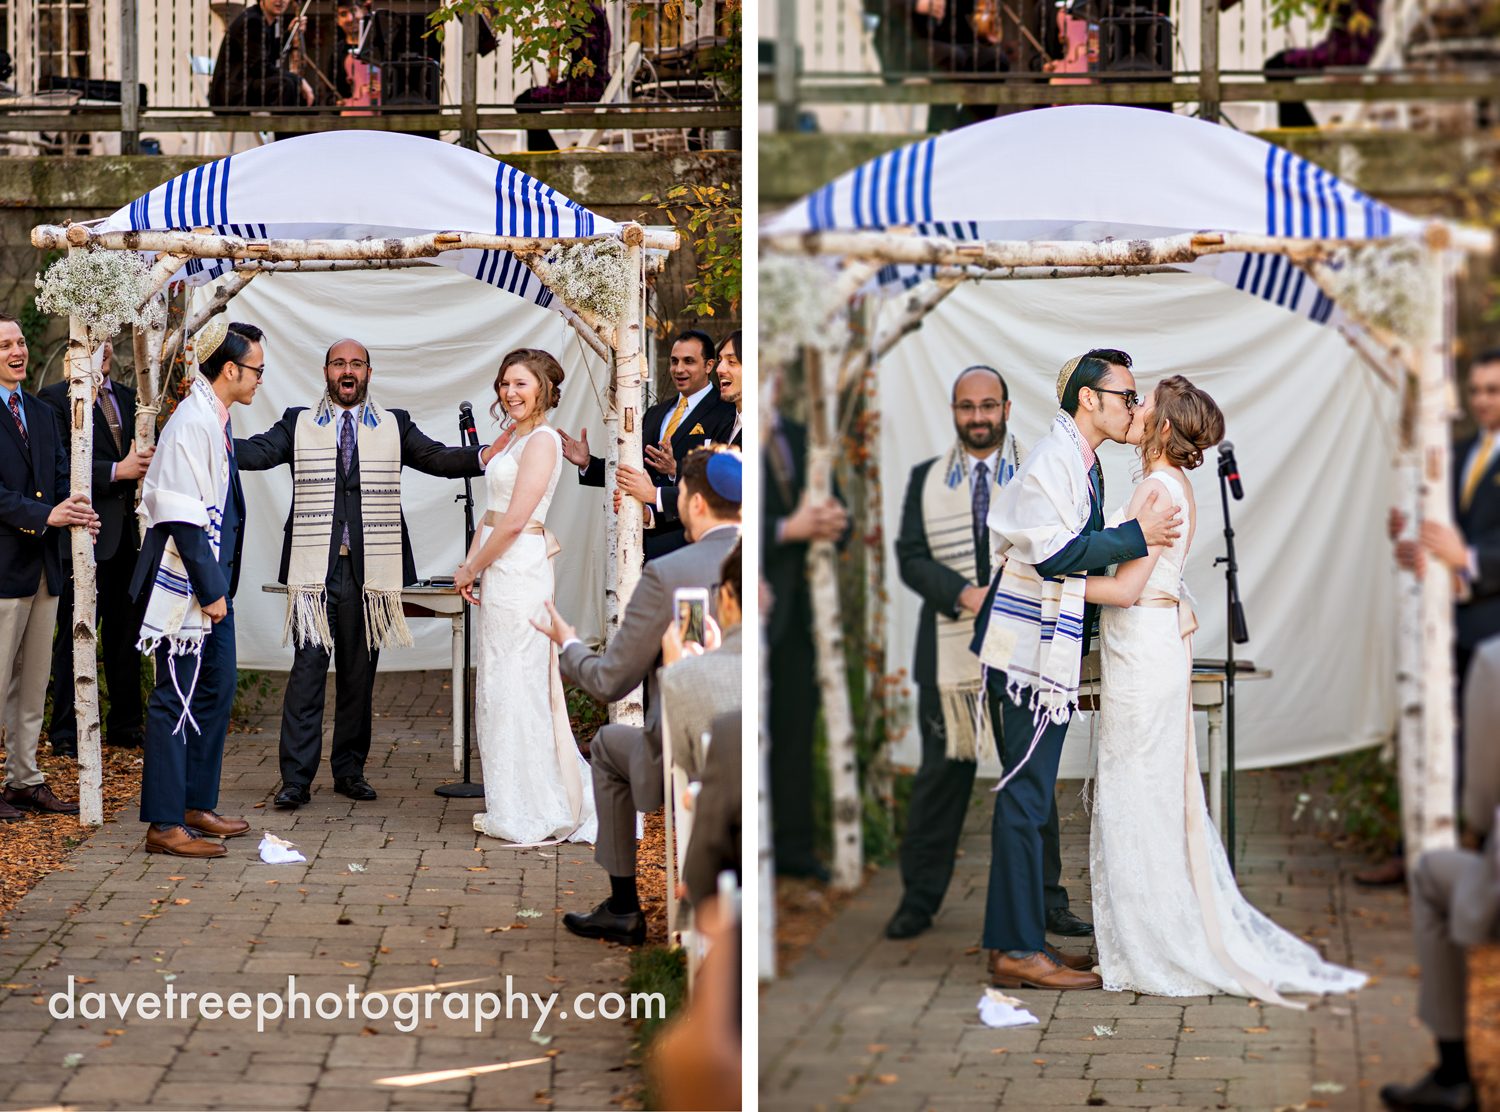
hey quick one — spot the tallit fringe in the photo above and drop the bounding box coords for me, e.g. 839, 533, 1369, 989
364, 589, 414, 651
284, 585, 334, 651
940, 684, 994, 763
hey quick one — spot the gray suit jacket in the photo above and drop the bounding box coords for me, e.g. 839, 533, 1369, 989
560, 524, 740, 747
660, 623, 743, 778
684, 710, 741, 908
1457, 635, 1500, 945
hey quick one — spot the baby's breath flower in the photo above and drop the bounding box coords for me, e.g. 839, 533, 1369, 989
541, 239, 631, 323
34, 248, 166, 342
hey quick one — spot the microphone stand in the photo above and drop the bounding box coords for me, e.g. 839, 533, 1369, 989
1213, 455, 1249, 873
435, 410, 484, 800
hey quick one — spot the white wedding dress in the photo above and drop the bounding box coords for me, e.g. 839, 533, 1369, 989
471, 425, 598, 845
1090, 470, 1365, 1005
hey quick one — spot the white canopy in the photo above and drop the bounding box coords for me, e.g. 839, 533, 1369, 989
98, 131, 616, 311
767, 105, 1422, 327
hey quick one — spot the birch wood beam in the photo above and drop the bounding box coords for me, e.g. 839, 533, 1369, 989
65, 302, 103, 826
514, 253, 619, 351
161, 272, 259, 368
135, 295, 168, 456
233, 259, 438, 273
839, 275, 963, 392
33, 225, 681, 258
138, 252, 189, 308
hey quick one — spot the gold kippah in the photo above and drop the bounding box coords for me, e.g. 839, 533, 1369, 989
193, 318, 229, 365
1056, 354, 1085, 404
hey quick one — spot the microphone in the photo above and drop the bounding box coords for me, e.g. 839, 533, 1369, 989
1218, 441, 1243, 501
458, 401, 479, 447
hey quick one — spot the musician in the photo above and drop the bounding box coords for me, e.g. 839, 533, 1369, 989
210, 0, 315, 139
327, 0, 377, 110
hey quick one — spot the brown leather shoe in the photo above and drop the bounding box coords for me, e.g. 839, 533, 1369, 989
1355, 856, 1406, 886
185, 809, 250, 838
0, 797, 25, 823
1044, 942, 1095, 971
4, 782, 79, 814
144, 824, 227, 858
990, 949, 1103, 990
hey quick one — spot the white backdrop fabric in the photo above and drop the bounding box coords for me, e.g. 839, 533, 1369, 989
879, 273, 1401, 776
205, 265, 616, 671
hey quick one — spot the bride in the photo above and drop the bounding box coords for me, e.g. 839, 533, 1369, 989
1084, 376, 1365, 1007
455, 348, 597, 846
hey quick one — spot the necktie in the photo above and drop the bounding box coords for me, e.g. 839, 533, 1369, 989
99, 384, 123, 455
1090, 460, 1104, 511
1461, 433, 1494, 512
7, 391, 26, 445
972, 461, 991, 587
663, 395, 690, 440
340, 412, 355, 548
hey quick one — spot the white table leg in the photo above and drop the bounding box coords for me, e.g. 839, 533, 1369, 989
452, 611, 465, 773
1207, 701, 1224, 840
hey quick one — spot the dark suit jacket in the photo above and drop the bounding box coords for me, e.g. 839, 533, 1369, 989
897, 457, 980, 688
581, 387, 737, 557
209, 4, 302, 108
559, 524, 740, 747
657, 420, 742, 526
684, 710, 742, 908
765, 418, 813, 649
1454, 433, 1500, 652
0, 388, 69, 599
38, 379, 140, 563
236, 407, 484, 588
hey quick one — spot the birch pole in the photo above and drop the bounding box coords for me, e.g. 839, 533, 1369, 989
805, 345, 862, 890
65, 299, 103, 825
1394, 442, 1425, 855
607, 225, 647, 728
1412, 235, 1458, 855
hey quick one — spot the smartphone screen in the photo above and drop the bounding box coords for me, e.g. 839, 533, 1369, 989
673, 587, 709, 646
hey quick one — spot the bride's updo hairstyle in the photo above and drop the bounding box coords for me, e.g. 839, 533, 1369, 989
491, 348, 565, 422
1139, 376, 1225, 470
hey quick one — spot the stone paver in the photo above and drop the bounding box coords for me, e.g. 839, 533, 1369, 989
760, 771, 1428, 1112
0, 671, 639, 1111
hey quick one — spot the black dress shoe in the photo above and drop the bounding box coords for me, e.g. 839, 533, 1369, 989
1379, 1069, 1477, 1112
104, 733, 144, 750
562, 900, 646, 946
885, 907, 932, 939
1046, 908, 1095, 936
334, 776, 377, 801
50, 740, 77, 759
273, 783, 310, 808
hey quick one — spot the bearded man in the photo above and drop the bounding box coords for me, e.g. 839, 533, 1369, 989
236, 338, 506, 807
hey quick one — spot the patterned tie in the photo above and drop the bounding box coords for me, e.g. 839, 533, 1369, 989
663, 395, 690, 440
7, 391, 26, 445
99, 383, 123, 455
1461, 433, 1494, 512
972, 460, 991, 587
340, 411, 355, 548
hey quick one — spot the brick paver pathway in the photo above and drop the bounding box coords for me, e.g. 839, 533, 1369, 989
0, 672, 639, 1111
761, 770, 1427, 1112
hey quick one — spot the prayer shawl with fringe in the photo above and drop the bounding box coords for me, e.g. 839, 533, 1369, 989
285, 394, 412, 653
136, 374, 229, 735
921, 434, 1023, 762
978, 414, 1094, 781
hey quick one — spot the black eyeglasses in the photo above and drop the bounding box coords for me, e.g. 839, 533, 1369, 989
952, 401, 1005, 417
1089, 387, 1139, 410
232, 361, 265, 381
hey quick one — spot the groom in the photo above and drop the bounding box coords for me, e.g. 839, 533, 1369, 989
971, 348, 1180, 990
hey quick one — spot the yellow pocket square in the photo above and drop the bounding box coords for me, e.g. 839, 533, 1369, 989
689, 423, 705, 435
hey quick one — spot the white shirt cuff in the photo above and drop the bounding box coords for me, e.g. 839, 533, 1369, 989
560, 637, 582, 652
109, 463, 117, 482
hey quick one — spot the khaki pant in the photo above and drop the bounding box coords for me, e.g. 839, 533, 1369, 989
1, 575, 59, 789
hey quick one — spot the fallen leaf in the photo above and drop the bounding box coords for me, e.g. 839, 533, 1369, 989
340, 962, 360, 968
866, 1044, 888, 1054
168, 877, 185, 881
964, 947, 980, 955
1182, 1027, 1195, 1032
96, 1040, 112, 1047
105, 1030, 124, 1036
545, 976, 566, 983
989, 1049, 1007, 1055
1034, 1059, 1045, 1065
1244, 1026, 1269, 1034
76, 978, 96, 984
253, 802, 266, 808
1144, 1064, 1162, 1070
467, 866, 488, 871
360, 1026, 378, 1036
173, 899, 190, 906
876, 1075, 898, 1085
430, 959, 440, 967
379, 947, 390, 954
1247, 1053, 1264, 1059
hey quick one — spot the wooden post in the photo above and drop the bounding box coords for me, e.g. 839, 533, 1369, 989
1199, 0, 1220, 123
608, 226, 647, 728
1412, 237, 1458, 855
119, 0, 139, 155
460, 12, 479, 151
805, 345, 862, 890
1395, 446, 1425, 855
66, 303, 102, 826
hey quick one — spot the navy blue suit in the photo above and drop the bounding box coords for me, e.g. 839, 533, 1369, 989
970, 458, 1147, 953
132, 438, 246, 825
0, 389, 70, 599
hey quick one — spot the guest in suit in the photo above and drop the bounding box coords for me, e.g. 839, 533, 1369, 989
39, 339, 155, 759
236, 337, 504, 809
659, 537, 743, 782
534, 447, 742, 946
131, 320, 255, 858
1377, 635, 1500, 1112
0, 314, 97, 823
1372, 350, 1500, 886
765, 391, 849, 880
886, 365, 1085, 940
561, 330, 737, 559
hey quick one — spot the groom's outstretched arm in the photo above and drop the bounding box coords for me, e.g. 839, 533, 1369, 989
1034, 521, 1147, 579
896, 461, 970, 618
234, 408, 300, 472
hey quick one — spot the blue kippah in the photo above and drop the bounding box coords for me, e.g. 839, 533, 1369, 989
705, 452, 742, 502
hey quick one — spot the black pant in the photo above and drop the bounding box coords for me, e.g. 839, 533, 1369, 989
897, 683, 1067, 919
48, 545, 146, 746
769, 624, 820, 875
278, 556, 378, 786
1265, 50, 1317, 128
515, 88, 559, 152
